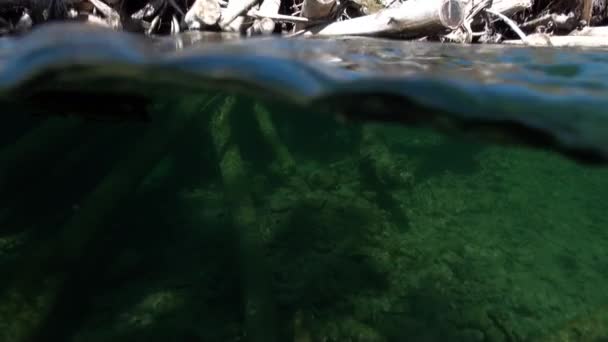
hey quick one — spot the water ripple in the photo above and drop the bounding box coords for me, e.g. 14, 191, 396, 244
1, 23, 608, 164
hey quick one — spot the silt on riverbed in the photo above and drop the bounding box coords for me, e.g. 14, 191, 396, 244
2, 89, 608, 342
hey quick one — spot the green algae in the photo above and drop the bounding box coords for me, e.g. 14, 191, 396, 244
1, 92, 608, 342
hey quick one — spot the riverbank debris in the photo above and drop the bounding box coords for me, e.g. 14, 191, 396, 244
1, 0, 608, 46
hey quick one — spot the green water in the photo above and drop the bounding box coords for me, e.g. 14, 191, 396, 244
1, 92, 608, 342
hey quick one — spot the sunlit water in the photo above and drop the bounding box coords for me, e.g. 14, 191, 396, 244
1, 23, 608, 342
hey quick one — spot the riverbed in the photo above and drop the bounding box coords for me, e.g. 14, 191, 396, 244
1, 23, 607, 341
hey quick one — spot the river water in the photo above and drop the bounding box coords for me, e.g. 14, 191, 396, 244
0, 23, 607, 341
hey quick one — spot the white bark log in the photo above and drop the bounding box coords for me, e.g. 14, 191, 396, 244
185, 0, 221, 28
220, 0, 260, 31
295, 0, 337, 31
503, 33, 608, 47
303, 0, 465, 37
248, 11, 314, 23
570, 25, 608, 36
89, 0, 121, 29
252, 0, 281, 34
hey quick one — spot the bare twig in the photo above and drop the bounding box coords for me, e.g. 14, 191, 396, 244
171, 14, 180, 34
168, 0, 185, 16
520, 12, 577, 32
445, 0, 491, 43
485, 8, 527, 43
147, 14, 161, 34
249, 11, 318, 23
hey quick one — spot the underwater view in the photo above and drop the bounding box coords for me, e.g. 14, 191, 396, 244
2, 24, 608, 342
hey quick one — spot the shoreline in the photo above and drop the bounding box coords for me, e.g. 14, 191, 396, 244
0, 0, 608, 47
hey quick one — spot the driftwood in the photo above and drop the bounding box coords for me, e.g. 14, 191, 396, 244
294, 0, 336, 31
252, 0, 282, 34
84, 13, 112, 28
2, 0, 605, 43
445, 0, 531, 43
486, 8, 528, 43
570, 25, 608, 36
249, 11, 314, 24
303, 0, 465, 37
0, 0, 584, 43
89, 0, 121, 29
220, 0, 261, 31
504, 33, 608, 47
467, 0, 532, 30
185, 0, 221, 29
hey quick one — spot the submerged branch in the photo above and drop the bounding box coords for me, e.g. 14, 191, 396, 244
0, 96, 212, 342
209, 96, 278, 342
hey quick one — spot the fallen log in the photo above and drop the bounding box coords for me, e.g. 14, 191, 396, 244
303, 0, 465, 37
185, 0, 221, 29
444, 0, 532, 42
248, 11, 315, 24
252, 0, 281, 34
570, 25, 608, 36
294, 0, 336, 32
89, 0, 121, 29
503, 33, 608, 47
220, 0, 260, 31
486, 8, 528, 43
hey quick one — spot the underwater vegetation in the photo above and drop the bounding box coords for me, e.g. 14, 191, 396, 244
1, 91, 608, 342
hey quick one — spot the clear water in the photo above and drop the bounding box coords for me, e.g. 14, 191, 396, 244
1, 23, 608, 342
